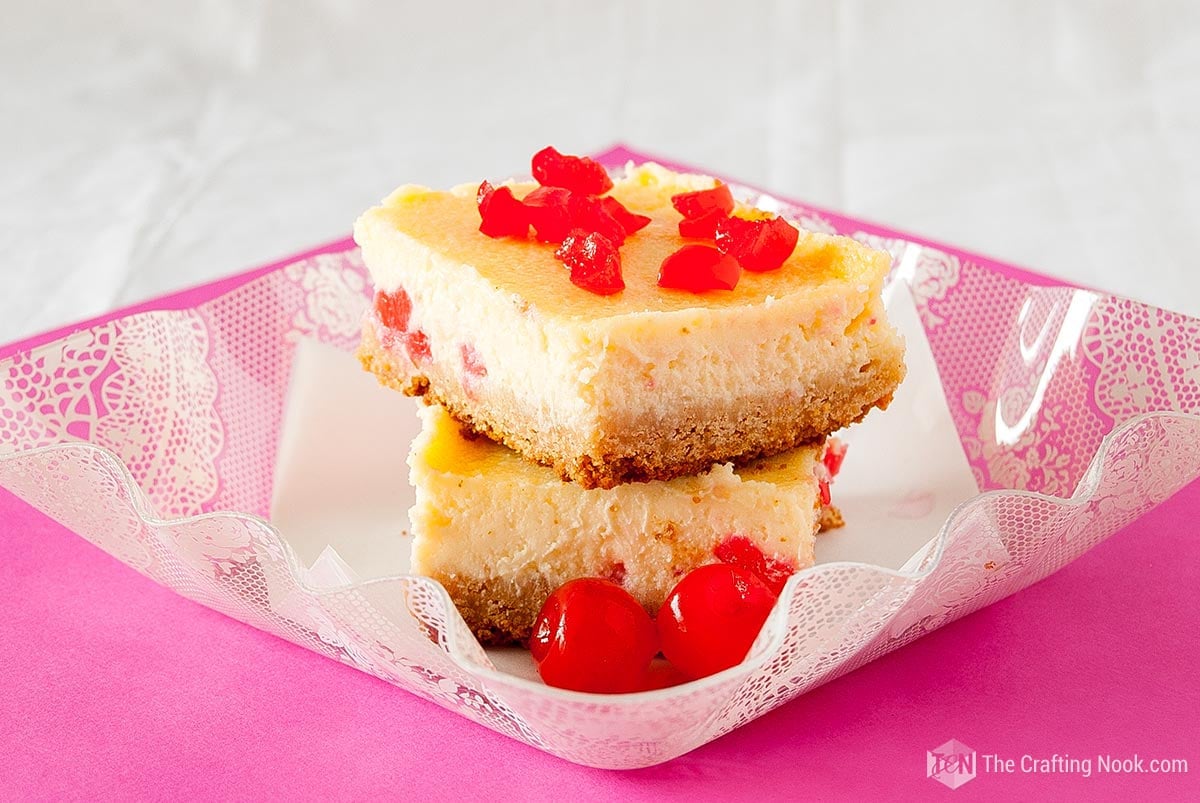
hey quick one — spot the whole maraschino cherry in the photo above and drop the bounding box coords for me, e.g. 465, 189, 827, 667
657, 564, 777, 680
531, 562, 782, 692
530, 578, 658, 693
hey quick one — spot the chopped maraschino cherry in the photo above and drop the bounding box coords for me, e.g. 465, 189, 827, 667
404, 330, 431, 365
714, 536, 795, 597
477, 180, 529, 238
670, 183, 735, 220
714, 215, 799, 272
530, 578, 658, 693
678, 209, 728, 239
823, 438, 848, 478
658, 244, 741, 292
460, 343, 487, 381
556, 230, 625, 295
816, 438, 845, 507
520, 190, 641, 247
657, 564, 777, 680
531, 146, 614, 195
374, 289, 412, 332
567, 194, 628, 246
522, 185, 574, 243
599, 196, 651, 237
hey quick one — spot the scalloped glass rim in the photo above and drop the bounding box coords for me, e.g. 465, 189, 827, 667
1, 405, 1193, 703
4, 148, 1200, 768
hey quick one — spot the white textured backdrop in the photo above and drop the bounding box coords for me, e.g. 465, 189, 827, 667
2, 0, 1198, 343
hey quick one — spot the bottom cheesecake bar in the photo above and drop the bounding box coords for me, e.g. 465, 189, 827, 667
409, 405, 841, 645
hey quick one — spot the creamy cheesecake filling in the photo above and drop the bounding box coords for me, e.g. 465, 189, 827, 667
589, 295, 899, 418
359, 297, 901, 486
357, 223, 599, 428
409, 406, 829, 644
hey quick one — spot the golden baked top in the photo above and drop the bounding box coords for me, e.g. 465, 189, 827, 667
355, 163, 890, 321
415, 404, 819, 489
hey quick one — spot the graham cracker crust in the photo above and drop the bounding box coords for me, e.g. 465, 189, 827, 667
358, 325, 905, 489
433, 572, 552, 646
819, 504, 845, 531
357, 338, 429, 397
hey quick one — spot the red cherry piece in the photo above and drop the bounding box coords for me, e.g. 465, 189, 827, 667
604, 561, 627, 587
460, 343, 486, 398
657, 564, 777, 680
565, 193, 628, 246
403, 330, 431, 365
461, 343, 487, 381
531, 146, 613, 195
714, 215, 800, 272
677, 209, 728, 240
713, 535, 796, 598
477, 180, 529, 238
599, 196, 651, 237
521, 185, 574, 243
556, 230, 625, 295
819, 477, 832, 507
375, 289, 411, 332
670, 184, 734, 220
823, 438, 847, 478
658, 245, 741, 292
530, 578, 659, 693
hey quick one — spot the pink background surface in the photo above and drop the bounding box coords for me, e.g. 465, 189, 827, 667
2, 481, 1196, 800
2, 151, 1198, 797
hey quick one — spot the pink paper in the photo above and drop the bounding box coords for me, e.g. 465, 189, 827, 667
2, 481, 1195, 798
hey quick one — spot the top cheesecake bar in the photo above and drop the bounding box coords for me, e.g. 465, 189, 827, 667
355, 160, 905, 489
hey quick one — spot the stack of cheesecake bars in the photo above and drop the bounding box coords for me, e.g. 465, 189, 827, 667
353, 163, 905, 644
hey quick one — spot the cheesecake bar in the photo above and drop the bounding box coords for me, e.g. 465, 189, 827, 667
356, 162, 904, 488
410, 405, 838, 645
